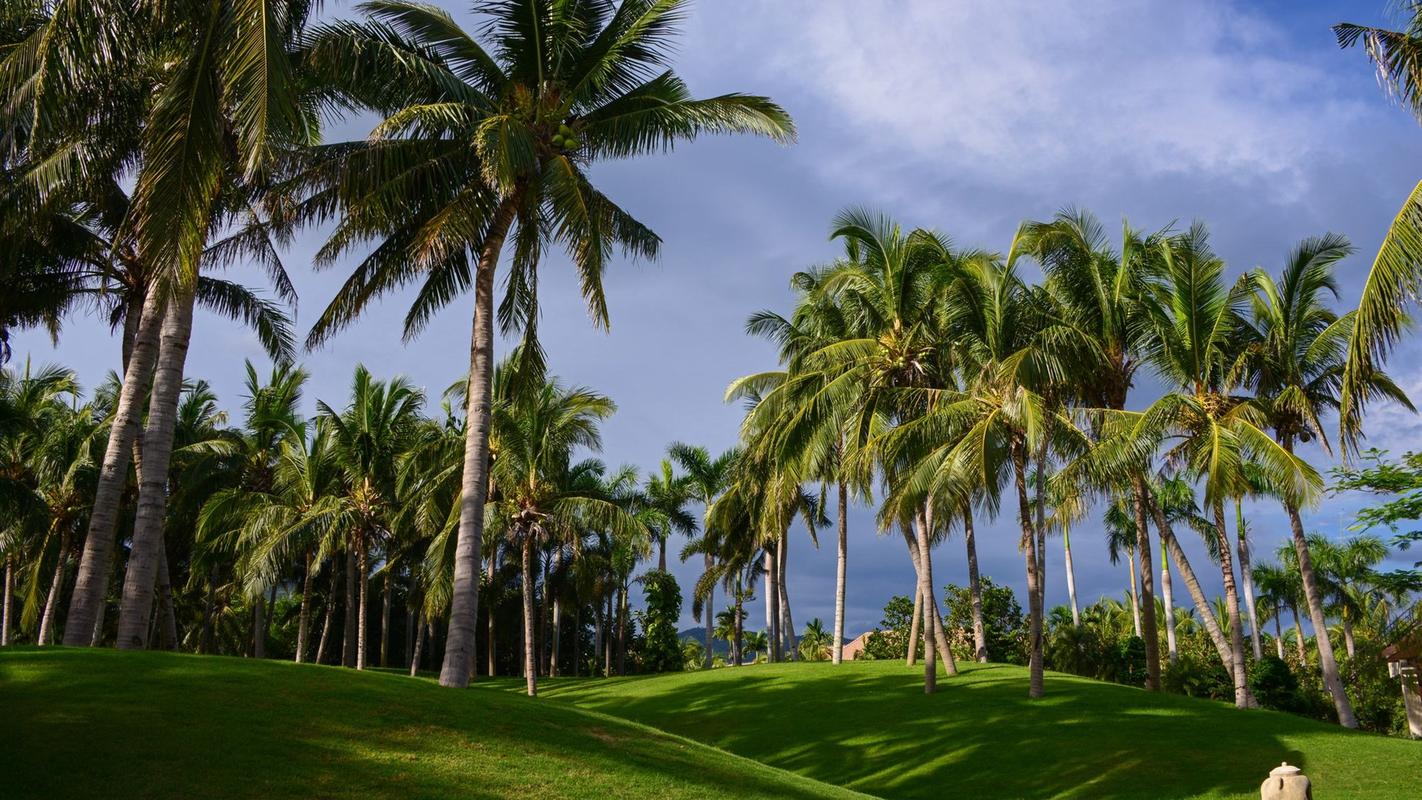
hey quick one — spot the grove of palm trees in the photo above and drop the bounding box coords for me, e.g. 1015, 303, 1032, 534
3, 2, 1422, 799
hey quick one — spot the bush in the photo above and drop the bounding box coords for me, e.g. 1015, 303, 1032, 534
860, 595, 915, 661
1116, 636, 1148, 688
1162, 652, 1232, 701
944, 577, 1025, 664
1248, 655, 1302, 713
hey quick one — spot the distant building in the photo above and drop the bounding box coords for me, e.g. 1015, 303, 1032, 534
840, 631, 873, 661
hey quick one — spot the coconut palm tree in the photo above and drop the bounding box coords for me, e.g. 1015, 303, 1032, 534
300, 0, 791, 688
1104, 494, 1144, 638
1235, 234, 1410, 726
669, 443, 737, 668
642, 459, 696, 572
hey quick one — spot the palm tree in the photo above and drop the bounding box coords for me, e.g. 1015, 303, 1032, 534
798, 617, 833, 661
642, 459, 696, 572
669, 443, 737, 668
1104, 494, 1144, 639
301, 0, 792, 688
1235, 235, 1410, 726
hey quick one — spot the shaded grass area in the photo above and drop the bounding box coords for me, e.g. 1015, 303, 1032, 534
0, 648, 865, 800
528, 660, 1422, 800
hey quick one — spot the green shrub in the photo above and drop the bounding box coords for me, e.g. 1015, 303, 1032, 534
1248, 655, 1301, 712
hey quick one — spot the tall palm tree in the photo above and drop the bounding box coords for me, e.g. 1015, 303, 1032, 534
642, 459, 696, 572
1104, 494, 1144, 639
301, 0, 792, 688
1236, 235, 1410, 726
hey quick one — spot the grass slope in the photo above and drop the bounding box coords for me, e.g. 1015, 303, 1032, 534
534, 660, 1422, 800
0, 649, 864, 800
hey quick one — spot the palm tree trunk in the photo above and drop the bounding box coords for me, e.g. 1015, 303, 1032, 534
199, 569, 218, 656
38, 529, 71, 645
1292, 602, 1307, 664
704, 551, 715, 668
658, 538, 667, 572
440, 199, 516, 688
734, 595, 744, 666
379, 570, 392, 668
832, 478, 848, 665
903, 521, 953, 669
763, 550, 773, 642
253, 593, 267, 659
1211, 503, 1250, 709
768, 542, 781, 663
1283, 488, 1357, 727
316, 566, 337, 664
295, 551, 314, 663
64, 286, 164, 646
1273, 604, 1286, 660
1063, 524, 1081, 628
603, 594, 613, 676
550, 547, 563, 677
1033, 437, 1049, 623
912, 513, 937, 693
356, 540, 370, 670
906, 577, 922, 667
155, 540, 178, 651
485, 541, 498, 677
115, 286, 196, 650
537, 553, 549, 677
521, 535, 537, 696
1013, 441, 1044, 699
342, 547, 357, 667
593, 599, 604, 677
1128, 552, 1142, 637
1, 557, 12, 646
617, 582, 629, 677
1131, 477, 1161, 691
778, 531, 796, 661
1161, 536, 1178, 664
409, 615, 425, 677
964, 509, 988, 661
1343, 617, 1356, 659
1147, 490, 1234, 678
1236, 500, 1262, 660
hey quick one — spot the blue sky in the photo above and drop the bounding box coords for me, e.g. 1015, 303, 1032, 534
17, 1, 1422, 634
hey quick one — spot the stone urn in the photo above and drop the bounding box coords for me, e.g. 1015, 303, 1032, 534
1260, 762, 1312, 800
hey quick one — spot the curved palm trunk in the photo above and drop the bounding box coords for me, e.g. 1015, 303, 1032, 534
603, 594, 613, 676
906, 577, 922, 667
521, 535, 537, 696
1236, 501, 1262, 660
1131, 478, 1161, 691
1273, 604, 1286, 660
1013, 441, 1045, 699
1343, 618, 1356, 659
316, 566, 337, 664
832, 479, 848, 665
1210, 504, 1250, 709
409, 615, 425, 677
1147, 491, 1233, 678
762, 550, 773, 640
1160, 537, 1178, 664
1062, 525, 1081, 629
964, 509, 988, 661
64, 288, 164, 646
38, 529, 71, 645
921, 506, 955, 675
733, 595, 744, 666
485, 543, 498, 677
440, 200, 516, 688
768, 544, 782, 662
116, 286, 196, 650
704, 551, 716, 668
550, 548, 563, 677
1291, 602, 1307, 663
1283, 493, 1357, 727
778, 532, 795, 661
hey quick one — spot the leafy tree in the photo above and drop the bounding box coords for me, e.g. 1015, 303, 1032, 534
862, 594, 914, 661
638, 569, 682, 673
945, 577, 1024, 664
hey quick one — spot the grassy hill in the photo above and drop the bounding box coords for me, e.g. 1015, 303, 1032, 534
0, 648, 863, 800
532, 660, 1422, 800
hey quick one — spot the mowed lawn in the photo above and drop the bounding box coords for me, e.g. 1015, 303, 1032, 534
0, 648, 865, 800
530, 660, 1422, 800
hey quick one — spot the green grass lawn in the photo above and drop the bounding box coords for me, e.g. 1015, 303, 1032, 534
0, 648, 864, 800
528, 660, 1422, 800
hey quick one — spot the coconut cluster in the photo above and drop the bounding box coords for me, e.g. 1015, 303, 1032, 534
551, 123, 580, 151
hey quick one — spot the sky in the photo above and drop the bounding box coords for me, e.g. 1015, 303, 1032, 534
16, 0, 1422, 635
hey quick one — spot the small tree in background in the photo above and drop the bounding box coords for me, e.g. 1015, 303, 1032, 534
946, 578, 1026, 664
639, 570, 684, 673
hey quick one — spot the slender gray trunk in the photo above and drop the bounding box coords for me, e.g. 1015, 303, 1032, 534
439, 200, 516, 688
1283, 488, 1356, 727
964, 509, 987, 661
1062, 525, 1080, 628
485, 541, 498, 677
1274, 604, 1286, 660
356, 541, 369, 670
1236, 501, 1262, 660
1128, 552, 1142, 637
1161, 536, 1178, 663
1211, 503, 1250, 709
342, 547, 357, 667
64, 285, 164, 646
116, 286, 195, 650
156, 538, 178, 651
906, 575, 922, 667
1293, 604, 1307, 664
380, 570, 392, 668
832, 479, 848, 665
253, 594, 267, 659
704, 551, 715, 668
1131, 477, 1160, 691
1343, 617, 1356, 659
778, 531, 795, 660
1, 558, 12, 646
603, 594, 613, 676
410, 615, 425, 677
903, 524, 952, 667
550, 547, 563, 677
522, 534, 537, 696
316, 566, 337, 664
768, 542, 781, 662
1014, 441, 1044, 699
592, 603, 603, 677
617, 582, 629, 676
38, 529, 71, 645
913, 514, 937, 693
295, 551, 313, 663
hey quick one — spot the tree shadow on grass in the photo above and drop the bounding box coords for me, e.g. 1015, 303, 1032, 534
532, 661, 1401, 800
0, 648, 863, 800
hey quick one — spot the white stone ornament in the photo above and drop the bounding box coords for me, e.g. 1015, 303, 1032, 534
1260, 762, 1312, 800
